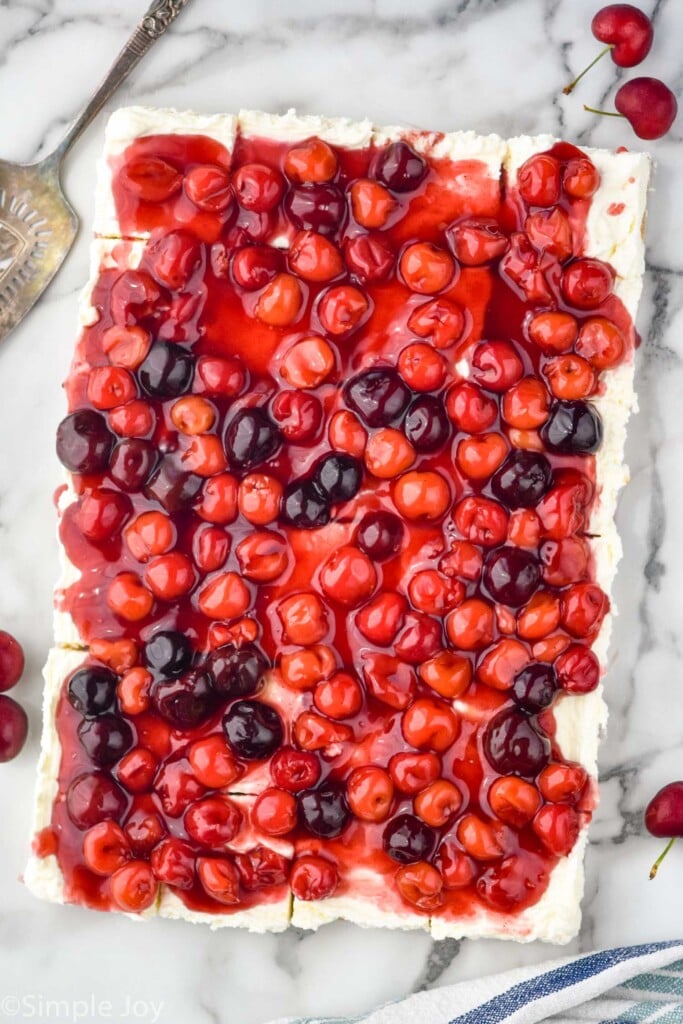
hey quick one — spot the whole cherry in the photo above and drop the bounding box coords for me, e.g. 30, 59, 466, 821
645, 781, 683, 878
564, 4, 654, 95
585, 78, 678, 140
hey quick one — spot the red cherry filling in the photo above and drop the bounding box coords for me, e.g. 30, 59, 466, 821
49, 129, 631, 921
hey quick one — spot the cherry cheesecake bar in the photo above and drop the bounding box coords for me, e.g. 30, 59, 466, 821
26, 107, 649, 942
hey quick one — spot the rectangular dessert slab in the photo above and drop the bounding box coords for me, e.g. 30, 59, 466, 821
29, 107, 649, 941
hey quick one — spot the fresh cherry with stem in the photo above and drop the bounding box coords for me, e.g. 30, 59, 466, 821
564, 4, 653, 95
645, 781, 683, 879
584, 77, 678, 140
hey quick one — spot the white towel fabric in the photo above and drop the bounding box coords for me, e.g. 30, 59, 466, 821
269, 941, 683, 1024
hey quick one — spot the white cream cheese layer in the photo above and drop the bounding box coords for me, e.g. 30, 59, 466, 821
31, 108, 649, 941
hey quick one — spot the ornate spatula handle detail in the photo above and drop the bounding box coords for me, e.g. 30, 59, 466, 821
142, 0, 191, 39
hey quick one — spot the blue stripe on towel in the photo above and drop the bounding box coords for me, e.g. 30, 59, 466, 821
449, 942, 683, 1024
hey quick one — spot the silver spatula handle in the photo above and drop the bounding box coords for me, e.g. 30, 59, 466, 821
49, 0, 191, 165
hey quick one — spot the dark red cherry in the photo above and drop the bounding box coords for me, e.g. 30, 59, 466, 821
0, 696, 28, 762
145, 458, 203, 513
78, 714, 134, 767
207, 643, 268, 697
152, 670, 216, 728
284, 183, 346, 236
298, 783, 350, 838
66, 771, 127, 829
373, 142, 427, 193
109, 439, 158, 492
357, 510, 403, 561
383, 813, 437, 863
223, 408, 282, 470
483, 707, 550, 777
540, 401, 603, 454
138, 343, 194, 398
223, 700, 283, 760
282, 479, 331, 529
511, 664, 558, 714
344, 369, 411, 428
144, 630, 192, 677
311, 453, 363, 504
483, 546, 540, 606
491, 451, 553, 509
404, 395, 451, 453
67, 666, 118, 716
56, 410, 113, 474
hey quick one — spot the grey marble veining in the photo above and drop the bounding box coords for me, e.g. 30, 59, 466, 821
0, 1, 681, 1021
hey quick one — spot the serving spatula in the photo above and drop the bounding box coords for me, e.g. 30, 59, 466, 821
0, 0, 190, 343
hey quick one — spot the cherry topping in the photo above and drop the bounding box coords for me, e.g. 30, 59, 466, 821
270, 746, 321, 793
356, 510, 403, 561
344, 368, 411, 428
541, 400, 603, 454
483, 707, 550, 777
372, 142, 427, 193
223, 407, 282, 470
561, 259, 613, 310
185, 165, 233, 212
0, 632, 24, 692
77, 714, 133, 767
282, 480, 331, 529
298, 783, 350, 838
152, 670, 216, 728
222, 700, 283, 760
383, 813, 437, 863
145, 459, 203, 513
517, 155, 561, 208
120, 156, 182, 202
233, 163, 284, 212
0, 695, 28, 762
291, 856, 338, 900
271, 390, 323, 442
56, 410, 113, 474
67, 666, 118, 716
232, 245, 280, 290
144, 631, 192, 677
109, 438, 157, 492
284, 183, 346, 235
207, 643, 268, 697
447, 218, 508, 265
138, 343, 194, 398
483, 546, 541, 607
404, 395, 451, 453
511, 663, 558, 714
66, 771, 127, 830
491, 451, 553, 508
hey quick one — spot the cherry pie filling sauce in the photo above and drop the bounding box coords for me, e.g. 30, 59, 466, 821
41, 126, 635, 923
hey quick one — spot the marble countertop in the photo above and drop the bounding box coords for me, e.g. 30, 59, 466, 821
0, 0, 681, 1021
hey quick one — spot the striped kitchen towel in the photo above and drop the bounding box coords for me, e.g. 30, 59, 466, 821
269, 941, 683, 1024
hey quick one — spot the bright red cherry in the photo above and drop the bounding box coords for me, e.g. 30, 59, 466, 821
565, 5, 653, 97
290, 856, 338, 900
0, 631, 25, 691
645, 782, 683, 878
607, 78, 678, 141
347, 766, 394, 822
0, 695, 28, 761
252, 788, 297, 835
233, 163, 284, 212
109, 861, 158, 912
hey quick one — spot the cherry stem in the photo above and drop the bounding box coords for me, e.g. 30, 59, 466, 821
650, 838, 676, 880
583, 104, 626, 119
563, 45, 614, 96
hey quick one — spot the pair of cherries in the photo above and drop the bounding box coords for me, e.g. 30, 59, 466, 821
565, 4, 677, 141
0, 631, 27, 762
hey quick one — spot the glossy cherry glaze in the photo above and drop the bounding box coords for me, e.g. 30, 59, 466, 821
46, 131, 632, 922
